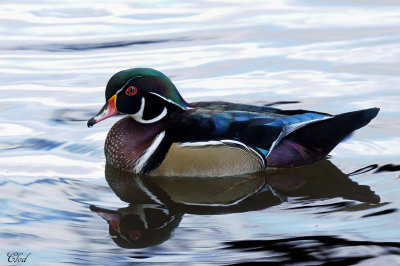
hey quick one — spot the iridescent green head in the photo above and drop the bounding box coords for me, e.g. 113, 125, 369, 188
105, 68, 188, 107
87, 68, 189, 127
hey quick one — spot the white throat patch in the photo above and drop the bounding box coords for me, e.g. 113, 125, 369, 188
130, 97, 167, 124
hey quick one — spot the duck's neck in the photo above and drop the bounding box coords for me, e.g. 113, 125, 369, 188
105, 116, 169, 172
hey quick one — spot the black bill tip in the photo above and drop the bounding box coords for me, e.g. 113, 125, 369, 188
87, 117, 96, 128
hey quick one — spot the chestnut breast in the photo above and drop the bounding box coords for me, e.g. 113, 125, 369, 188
105, 117, 167, 171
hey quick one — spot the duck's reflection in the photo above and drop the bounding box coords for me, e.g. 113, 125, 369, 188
91, 204, 182, 249
91, 160, 380, 248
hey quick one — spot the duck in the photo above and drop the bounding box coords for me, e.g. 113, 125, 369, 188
87, 68, 379, 177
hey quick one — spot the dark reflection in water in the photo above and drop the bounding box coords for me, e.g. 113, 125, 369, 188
349, 163, 400, 175
14, 38, 189, 52
263, 100, 301, 106
224, 236, 400, 265
0, 138, 64, 151
90, 205, 183, 249
91, 160, 380, 249
374, 164, 400, 174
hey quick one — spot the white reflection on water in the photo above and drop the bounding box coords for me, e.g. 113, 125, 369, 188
290, 43, 400, 64
0, 155, 104, 178
353, 97, 400, 112
338, 137, 400, 157
178, 70, 389, 98
0, 123, 32, 136
241, 8, 400, 28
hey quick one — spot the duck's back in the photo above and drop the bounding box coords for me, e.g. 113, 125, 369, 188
153, 102, 379, 175
146, 102, 330, 176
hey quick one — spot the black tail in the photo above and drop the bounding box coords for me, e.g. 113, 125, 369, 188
267, 108, 380, 168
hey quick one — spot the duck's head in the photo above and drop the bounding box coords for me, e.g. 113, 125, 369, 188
88, 68, 189, 127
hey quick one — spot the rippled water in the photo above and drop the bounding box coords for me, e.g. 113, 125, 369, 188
1, 0, 400, 265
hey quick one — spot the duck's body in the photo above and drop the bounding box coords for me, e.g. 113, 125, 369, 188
88, 68, 379, 177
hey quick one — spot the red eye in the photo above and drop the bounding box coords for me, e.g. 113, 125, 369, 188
125, 86, 138, 96
129, 230, 141, 241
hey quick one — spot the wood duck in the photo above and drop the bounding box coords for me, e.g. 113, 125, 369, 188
87, 68, 379, 177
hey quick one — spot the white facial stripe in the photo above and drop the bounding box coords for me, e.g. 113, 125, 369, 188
134, 131, 166, 173
149, 92, 190, 110
116, 76, 143, 95
130, 97, 168, 124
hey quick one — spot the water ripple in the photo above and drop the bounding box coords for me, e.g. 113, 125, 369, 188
15, 38, 189, 52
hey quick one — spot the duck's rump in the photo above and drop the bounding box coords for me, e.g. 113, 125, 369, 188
267, 107, 380, 167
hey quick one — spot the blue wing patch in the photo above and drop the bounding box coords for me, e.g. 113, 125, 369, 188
267, 112, 330, 128
256, 147, 269, 156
